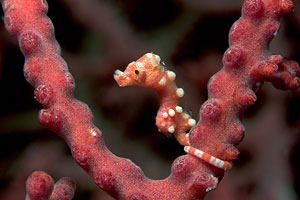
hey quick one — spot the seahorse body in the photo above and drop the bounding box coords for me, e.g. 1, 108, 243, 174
114, 53, 196, 146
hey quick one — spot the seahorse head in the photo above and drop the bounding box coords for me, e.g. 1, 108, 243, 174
114, 53, 164, 88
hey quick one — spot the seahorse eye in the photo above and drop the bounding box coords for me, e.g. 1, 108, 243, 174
135, 70, 139, 74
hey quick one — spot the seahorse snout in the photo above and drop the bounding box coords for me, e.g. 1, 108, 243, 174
114, 69, 130, 87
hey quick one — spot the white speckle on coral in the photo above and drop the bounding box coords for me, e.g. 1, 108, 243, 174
175, 106, 183, 113
167, 71, 176, 80
168, 126, 175, 133
90, 129, 97, 137
176, 88, 184, 98
168, 109, 175, 117
188, 119, 196, 127
163, 112, 168, 118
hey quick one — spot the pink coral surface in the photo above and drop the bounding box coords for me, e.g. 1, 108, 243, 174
1, 0, 300, 199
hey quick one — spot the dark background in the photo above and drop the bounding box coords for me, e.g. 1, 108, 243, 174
1, 0, 300, 199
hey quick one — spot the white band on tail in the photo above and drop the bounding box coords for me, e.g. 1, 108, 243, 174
184, 146, 232, 170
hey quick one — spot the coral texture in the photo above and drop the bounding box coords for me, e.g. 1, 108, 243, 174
1, 0, 299, 199
26, 171, 75, 200
188, 0, 300, 166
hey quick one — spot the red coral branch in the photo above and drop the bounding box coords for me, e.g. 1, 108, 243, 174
188, 0, 300, 165
1, 0, 299, 199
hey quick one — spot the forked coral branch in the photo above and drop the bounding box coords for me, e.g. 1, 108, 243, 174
1, 0, 299, 199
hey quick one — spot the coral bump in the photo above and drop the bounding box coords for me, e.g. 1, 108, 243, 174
26, 171, 76, 200
1, 0, 299, 199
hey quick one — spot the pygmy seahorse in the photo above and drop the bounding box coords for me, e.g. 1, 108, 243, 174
114, 53, 196, 146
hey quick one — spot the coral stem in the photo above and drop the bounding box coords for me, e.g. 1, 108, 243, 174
1, 0, 299, 199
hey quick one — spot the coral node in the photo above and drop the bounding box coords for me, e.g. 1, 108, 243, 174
223, 46, 243, 69
242, 0, 264, 18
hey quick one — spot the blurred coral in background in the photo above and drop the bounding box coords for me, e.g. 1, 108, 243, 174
0, 0, 300, 199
